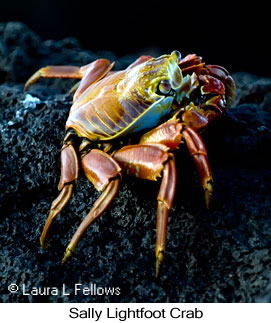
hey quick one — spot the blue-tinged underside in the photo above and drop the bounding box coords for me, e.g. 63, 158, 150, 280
66, 95, 174, 141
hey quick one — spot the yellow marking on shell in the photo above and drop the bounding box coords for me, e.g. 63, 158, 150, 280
73, 71, 123, 107
98, 97, 165, 141
84, 114, 109, 136
148, 51, 182, 90
103, 108, 126, 130
68, 115, 104, 140
94, 108, 116, 134
69, 52, 183, 141
100, 99, 130, 127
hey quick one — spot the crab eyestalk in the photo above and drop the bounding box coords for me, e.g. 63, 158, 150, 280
167, 51, 183, 90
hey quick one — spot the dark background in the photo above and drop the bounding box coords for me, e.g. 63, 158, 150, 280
0, 1, 269, 75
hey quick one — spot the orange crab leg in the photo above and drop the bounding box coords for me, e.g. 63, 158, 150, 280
126, 55, 153, 69
68, 55, 152, 97
24, 65, 83, 90
62, 178, 120, 264
40, 184, 73, 248
113, 143, 176, 276
73, 60, 115, 101
139, 119, 213, 208
139, 118, 183, 149
24, 59, 113, 92
40, 141, 79, 248
181, 109, 209, 131
182, 127, 213, 208
156, 158, 177, 276
62, 149, 121, 264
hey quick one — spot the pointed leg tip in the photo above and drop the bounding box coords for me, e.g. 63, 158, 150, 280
61, 249, 73, 265
155, 251, 164, 278
205, 193, 212, 209
155, 261, 160, 278
24, 71, 41, 91
40, 237, 48, 249
69, 81, 80, 94
24, 80, 33, 91
204, 182, 213, 209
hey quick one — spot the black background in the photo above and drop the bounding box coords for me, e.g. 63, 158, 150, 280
0, 1, 269, 75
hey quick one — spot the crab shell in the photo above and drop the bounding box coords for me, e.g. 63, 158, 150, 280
66, 51, 183, 141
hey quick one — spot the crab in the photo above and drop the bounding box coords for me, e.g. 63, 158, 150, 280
25, 50, 235, 276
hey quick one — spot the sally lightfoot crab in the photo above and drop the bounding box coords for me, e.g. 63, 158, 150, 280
25, 50, 235, 276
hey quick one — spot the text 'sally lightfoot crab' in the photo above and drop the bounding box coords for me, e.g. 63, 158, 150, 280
25, 50, 235, 276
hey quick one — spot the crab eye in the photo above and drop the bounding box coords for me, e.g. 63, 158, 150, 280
171, 50, 182, 63
159, 79, 171, 94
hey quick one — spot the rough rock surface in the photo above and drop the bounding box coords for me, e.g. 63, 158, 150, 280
0, 22, 271, 303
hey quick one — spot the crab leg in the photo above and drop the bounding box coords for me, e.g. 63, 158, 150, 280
126, 55, 153, 69
24, 59, 114, 92
156, 158, 177, 276
24, 66, 83, 90
139, 118, 213, 207
71, 55, 152, 97
40, 142, 79, 248
182, 127, 213, 208
113, 143, 176, 276
62, 149, 121, 264
62, 178, 120, 264
72, 60, 115, 101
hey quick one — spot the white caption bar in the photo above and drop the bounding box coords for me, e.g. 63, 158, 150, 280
2, 303, 270, 322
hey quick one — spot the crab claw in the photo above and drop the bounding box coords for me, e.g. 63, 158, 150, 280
206, 65, 236, 107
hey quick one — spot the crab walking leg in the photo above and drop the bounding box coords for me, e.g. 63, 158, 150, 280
73, 60, 115, 101
113, 143, 175, 275
139, 118, 183, 149
40, 143, 79, 248
182, 127, 213, 208
156, 158, 177, 276
24, 58, 113, 91
62, 179, 120, 264
126, 55, 153, 69
140, 119, 213, 207
63, 54, 149, 100
24, 66, 83, 90
62, 149, 121, 264
40, 184, 73, 248
69, 60, 114, 96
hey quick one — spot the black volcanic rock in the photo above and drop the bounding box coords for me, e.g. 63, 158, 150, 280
1, 22, 271, 303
